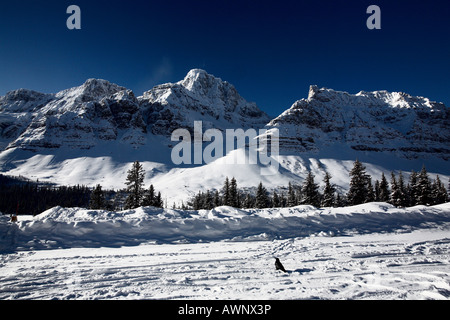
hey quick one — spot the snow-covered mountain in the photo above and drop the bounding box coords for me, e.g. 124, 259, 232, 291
0, 69, 275, 201
268, 85, 449, 160
0, 79, 146, 150
139, 68, 271, 136
0, 70, 448, 205
0, 69, 270, 152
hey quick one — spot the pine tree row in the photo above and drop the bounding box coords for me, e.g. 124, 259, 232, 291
0, 175, 92, 215
1, 160, 448, 215
347, 160, 448, 207
187, 160, 449, 210
0, 160, 166, 215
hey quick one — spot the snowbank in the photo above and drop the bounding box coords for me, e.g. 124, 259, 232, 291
1, 202, 450, 252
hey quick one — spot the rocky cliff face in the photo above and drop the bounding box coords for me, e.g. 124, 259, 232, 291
268, 85, 449, 160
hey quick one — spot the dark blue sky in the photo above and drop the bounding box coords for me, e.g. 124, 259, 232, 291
1, 0, 449, 117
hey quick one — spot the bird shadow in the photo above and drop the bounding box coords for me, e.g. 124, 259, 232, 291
287, 268, 314, 274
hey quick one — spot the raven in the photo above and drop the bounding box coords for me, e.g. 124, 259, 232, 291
275, 258, 287, 273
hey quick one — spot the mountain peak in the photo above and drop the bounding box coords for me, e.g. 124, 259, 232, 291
83, 78, 113, 87
0, 88, 54, 113
307, 85, 347, 104
55, 78, 126, 104
2, 88, 50, 103
137, 69, 270, 136
308, 85, 319, 100
180, 69, 225, 93
80, 78, 125, 94
185, 68, 209, 78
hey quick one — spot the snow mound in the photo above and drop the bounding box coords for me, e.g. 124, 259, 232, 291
1, 202, 449, 252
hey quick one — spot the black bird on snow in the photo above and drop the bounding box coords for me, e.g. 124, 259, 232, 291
275, 258, 287, 273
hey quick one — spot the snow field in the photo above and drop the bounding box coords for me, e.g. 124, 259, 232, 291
0, 228, 449, 300
1, 202, 449, 300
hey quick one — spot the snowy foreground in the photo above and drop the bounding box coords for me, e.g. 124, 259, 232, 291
1, 203, 450, 300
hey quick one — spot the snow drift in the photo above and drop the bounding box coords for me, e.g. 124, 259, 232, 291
2, 202, 450, 252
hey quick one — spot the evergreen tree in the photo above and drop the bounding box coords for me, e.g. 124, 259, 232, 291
124, 161, 145, 209
222, 177, 230, 206
255, 182, 270, 209
157, 192, 164, 208
142, 185, 164, 208
279, 192, 287, 208
408, 170, 419, 206
347, 160, 370, 205
431, 175, 448, 205
379, 173, 390, 202
243, 193, 254, 209
335, 193, 345, 207
416, 165, 432, 205
366, 177, 375, 203
397, 171, 408, 207
287, 182, 297, 207
390, 172, 403, 207
448, 178, 450, 200
142, 184, 156, 207
301, 170, 320, 207
295, 188, 302, 206
229, 177, 238, 207
213, 190, 221, 208
89, 184, 106, 210
321, 172, 336, 207
272, 190, 280, 208
374, 180, 381, 201
448, 178, 450, 199
202, 190, 210, 210
193, 191, 202, 210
